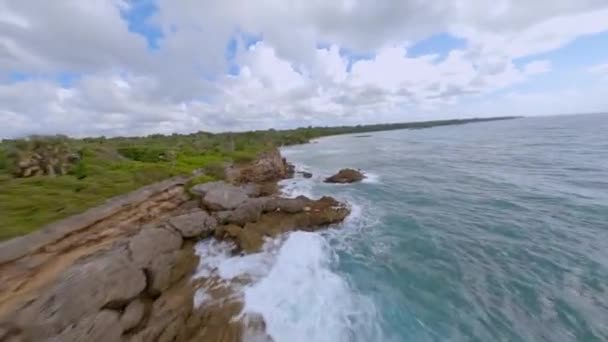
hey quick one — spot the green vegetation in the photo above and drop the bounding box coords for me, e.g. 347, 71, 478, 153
0, 116, 517, 240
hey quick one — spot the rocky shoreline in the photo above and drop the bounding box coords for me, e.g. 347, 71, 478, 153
0, 149, 355, 342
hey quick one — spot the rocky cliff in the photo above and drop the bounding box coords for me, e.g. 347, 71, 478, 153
0, 148, 350, 342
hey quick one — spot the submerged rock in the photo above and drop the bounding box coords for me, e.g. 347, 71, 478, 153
324, 168, 365, 183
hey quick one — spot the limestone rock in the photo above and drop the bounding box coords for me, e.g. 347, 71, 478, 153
297, 171, 313, 178
214, 198, 267, 226
120, 299, 146, 332
129, 226, 182, 266
217, 196, 350, 253
264, 196, 310, 213
189, 181, 226, 197
15, 246, 146, 335
324, 168, 365, 183
145, 249, 198, 296
236, 148, 291, 183
200, 183, 249, 211
167, 210, 217, 238
51, 310, 122, 342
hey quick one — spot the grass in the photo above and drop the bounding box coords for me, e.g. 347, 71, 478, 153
0, 116, 518, 240
0, 144, 261, 240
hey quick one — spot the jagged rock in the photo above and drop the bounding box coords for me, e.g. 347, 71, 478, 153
217, 196, 350, 253
14, 246, 146, 336
51, 310, 122, 342
145, 249, 198, 296
264, 196, 311, 213
129, 226, 183, 266
214, 198, 267, 226
200, 183, 249, 211
236, 148, 291, 183
120, 299, 146, 332
241, 183, 262, 197
167, 210, 217, 238
324, 168, 365, 183
189, 181, 226, 197
297, 171, 313, 178
128, 278, 196, 342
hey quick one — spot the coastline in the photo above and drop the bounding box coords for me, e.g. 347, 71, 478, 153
0, 148, 352, 341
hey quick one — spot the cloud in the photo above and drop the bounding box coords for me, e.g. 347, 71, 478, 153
589, 62, 608, 76
1, 0, 608, 138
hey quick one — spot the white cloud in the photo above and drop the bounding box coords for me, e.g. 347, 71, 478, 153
0, 0, 607, 138
523, 60, 552, 75
589, 62, 608, 76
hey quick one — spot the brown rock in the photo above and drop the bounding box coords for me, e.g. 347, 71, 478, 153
51, 310, 122, 342
324, 168, 365, 183
216, 196, 349, 253
297, 171, 313, 178
120, 299, 146, 332
236, 148, 291, 183
14, 246, 146, 337
214, 198, 267, 226
264, 196, 311, 213
129, 226, 183, 266
167, 210, 217, 238
200, 183, 249, 211
145, 249, 198, 296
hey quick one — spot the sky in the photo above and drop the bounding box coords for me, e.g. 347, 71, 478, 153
1, 1, 608, 138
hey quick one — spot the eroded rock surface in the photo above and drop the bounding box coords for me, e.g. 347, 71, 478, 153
325, 168, 365, 183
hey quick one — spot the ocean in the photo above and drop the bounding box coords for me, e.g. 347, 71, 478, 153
196, 113, 608, 342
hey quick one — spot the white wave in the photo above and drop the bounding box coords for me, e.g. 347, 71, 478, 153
242, 231, 382, 342
362, 172, 381, 184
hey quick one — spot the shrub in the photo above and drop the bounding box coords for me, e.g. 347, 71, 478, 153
117, 146, 169, 163
229, 150, 257, 164
202, 162, 226, 180
7, 135, 78, 177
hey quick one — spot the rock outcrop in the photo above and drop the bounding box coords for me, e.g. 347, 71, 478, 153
0, 149, 351, 342
235, 148, 292, 184
325, 168, 365, 183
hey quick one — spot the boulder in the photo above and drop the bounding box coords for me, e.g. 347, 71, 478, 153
236, 148, 291, 183
145, 249, 198, 296
14, 246, 146, 335
324, 168, 365, 183
120, 299, 146, 332
297, 171, 313, 178
51, 310, 122, 342
199, 183, 249, 211
214, 198, 267, 226
167, 210, 217, 238
129, 226, 183, 266
216, 196, 350, 253
189, 181, 226, 197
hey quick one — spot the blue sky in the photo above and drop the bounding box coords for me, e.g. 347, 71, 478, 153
1, 1, 607, 138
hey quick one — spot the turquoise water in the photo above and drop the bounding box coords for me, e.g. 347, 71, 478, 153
273, 114, 608, 341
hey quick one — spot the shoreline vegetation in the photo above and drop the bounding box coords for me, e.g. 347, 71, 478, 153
0, 116, 517, 240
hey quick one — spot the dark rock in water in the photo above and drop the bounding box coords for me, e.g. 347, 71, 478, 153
324, 168, 365, 183
297, 171, 313, 178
